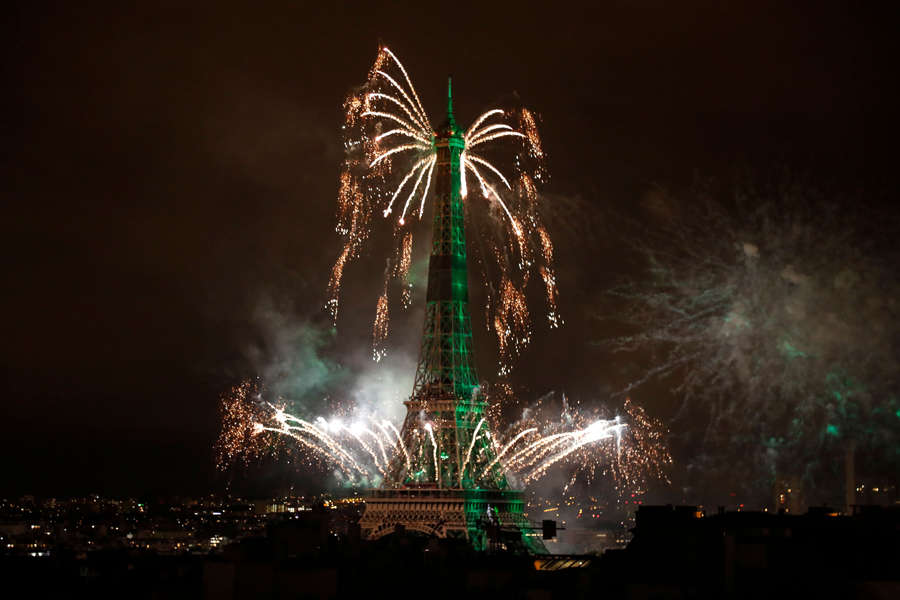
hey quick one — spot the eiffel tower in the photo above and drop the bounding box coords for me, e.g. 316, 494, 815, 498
360, 81, 541, 552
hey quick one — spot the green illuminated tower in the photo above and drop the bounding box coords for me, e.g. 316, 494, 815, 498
387, 79, 503, 489
360, 80, 541, 552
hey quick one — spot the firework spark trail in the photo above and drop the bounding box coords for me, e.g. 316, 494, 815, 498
512, 438, 578, 476
326, 245, 350, 322
465, 111, 515, 141
215, 381, 266, 469
399, 155, 435, 223
256, 424, 357, 476
256, 423, 332, 457
328, 48, 561, 371
524, 420, 626, 482
344, 424, 387, 476
392, 230, 414, 308
499, 396, 669, 489
370, 71, 429, 130
537, 226, 553, 264
477, 426, 537, 480
417, 157, 437, 218
467, 130, 525, 148
371, 420, 397, 463
466, 123, 514, 142
367, 93, 429, 136
512, 218, 533, 273
465, 109, 504, 137
363, 424, 390, 466
519, 173, 538, 214
466, 154, 512, 190
275, 409, 368, 476
494, 277, 531, 375
336, 168, 355, 234
464, 158, 520, 232
343, 95, 365, 127
326, 158, 374, 323
540, 265, 562, 328
383, 156, 432, 217
374, 126, 431, 145
519, 108, 544, 158
459, 150, 469, 198
459, 418, 486, 485
381, 47, 430, 123
504, 431, 573, 469
372, 289, 389, 362
369, 142, 430, 167
384, 419, 411, 472
425, 423, 439, 484
394, 231, 413, 277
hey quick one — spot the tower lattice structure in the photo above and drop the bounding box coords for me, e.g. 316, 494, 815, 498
385, 80, 505, 491
361, 81, 540, 552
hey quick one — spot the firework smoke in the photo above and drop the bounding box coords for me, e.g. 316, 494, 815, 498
605, 174, 900, 501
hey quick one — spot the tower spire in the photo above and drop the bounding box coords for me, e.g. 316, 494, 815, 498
446, 76, 457, 132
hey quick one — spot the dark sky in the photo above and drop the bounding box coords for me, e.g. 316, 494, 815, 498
2, 1, 896, 496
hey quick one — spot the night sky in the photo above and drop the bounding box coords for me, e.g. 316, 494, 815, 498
3, 1, 896, 497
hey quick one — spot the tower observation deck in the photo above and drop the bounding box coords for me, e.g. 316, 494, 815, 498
360, 81, 542, 552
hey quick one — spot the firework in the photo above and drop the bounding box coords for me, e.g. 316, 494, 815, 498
218, 381, 670, 494
605, 176, 900, 498
215, 381, 263, 470
486, 396, 670, 492
395, 231, 413, 307
519, 109, 546, 174
494, 277, 531, 375
372, 290, 389, 362
327, 47, 561, 372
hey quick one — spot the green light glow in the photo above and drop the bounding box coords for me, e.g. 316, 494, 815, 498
780, 339, 807, 360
